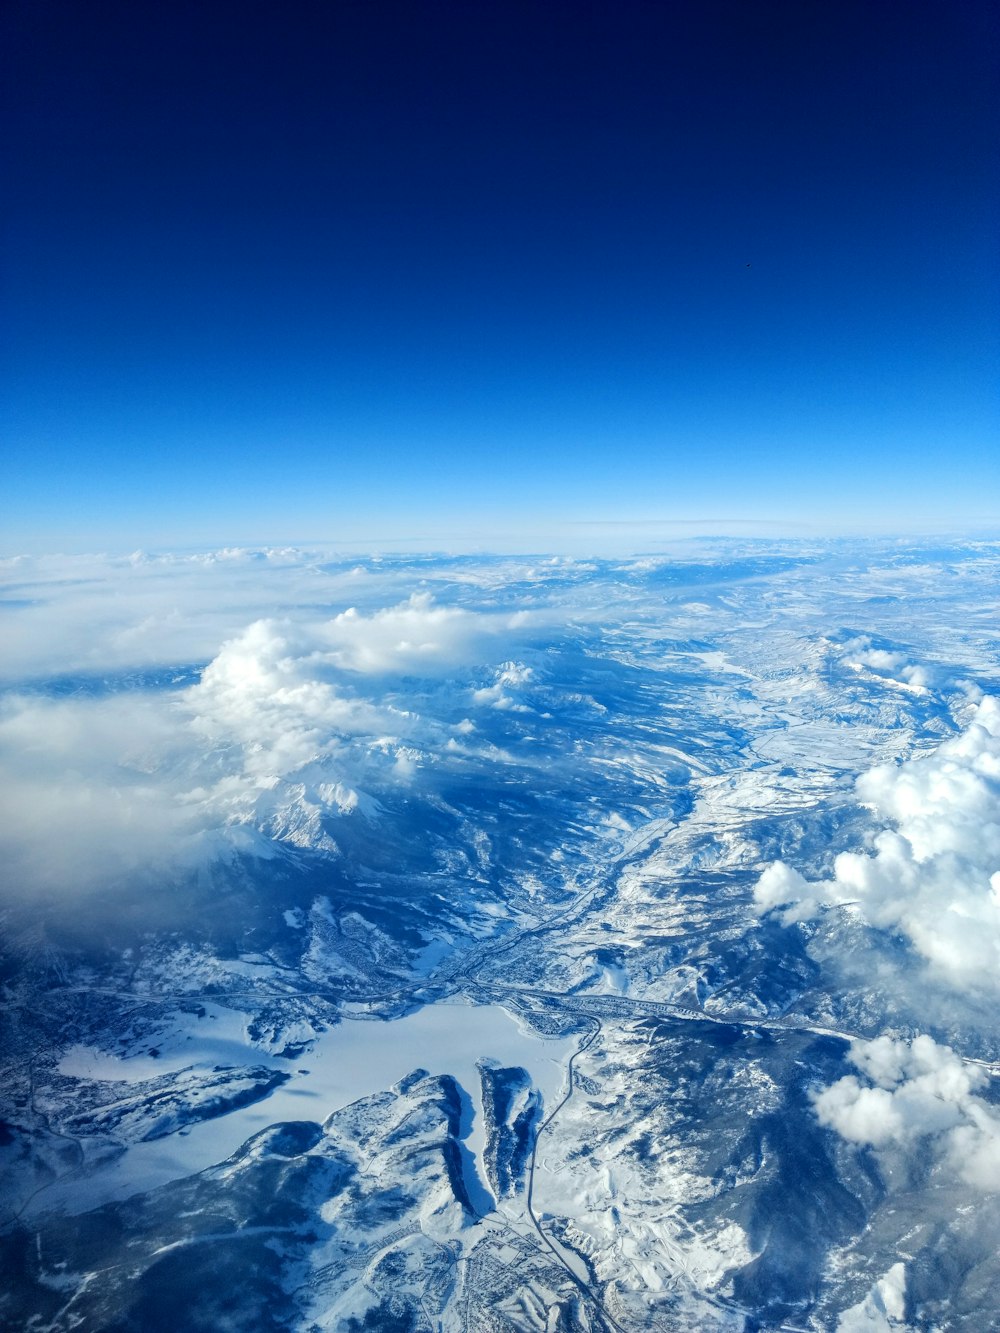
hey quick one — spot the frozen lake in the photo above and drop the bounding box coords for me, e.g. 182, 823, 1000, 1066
46, 998, 577, 1215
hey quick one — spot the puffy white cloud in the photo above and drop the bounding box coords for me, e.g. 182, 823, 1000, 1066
946, 1107, 1000, 1192
754, 861, 822, 922
471, 661, 535, 711
814, 1079, 907, 1147
3, 542, 591, 687
855, 698, 1000, 861
317, 594, 533, 675
813, 1035, 1000, 1192
833, 633, 939, 693
754, 697, 1000, 993
0, 582, 549, 896
0, 548, 456, 684
189, 618, 399, 770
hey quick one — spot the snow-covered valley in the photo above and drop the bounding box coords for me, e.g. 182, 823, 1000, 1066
2, 539, 999, 1330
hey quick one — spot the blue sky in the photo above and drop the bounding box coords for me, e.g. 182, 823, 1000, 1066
2, 0, 997, 550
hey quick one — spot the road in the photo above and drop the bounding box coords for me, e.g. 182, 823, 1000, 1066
522, 1014, 628, 1333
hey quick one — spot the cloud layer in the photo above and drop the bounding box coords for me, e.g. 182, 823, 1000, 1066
0, 588, 545, 895
755, 696, 1000, 993
813, 1035, 1000, 1191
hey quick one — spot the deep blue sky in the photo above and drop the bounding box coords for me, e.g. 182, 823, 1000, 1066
3, 0, 998, 549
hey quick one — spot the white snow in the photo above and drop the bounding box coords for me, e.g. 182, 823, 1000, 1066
836, 1262, 909, 1331
42, 999, 576, 1216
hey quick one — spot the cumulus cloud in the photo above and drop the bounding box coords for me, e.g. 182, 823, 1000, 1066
0, 582, 548, 896
0, 547, 323, 683
754, 697, 1000, 993
0, 548, 514, 685
828, 633, 947, 694
189, 618, 398, 769
316, 594, 534, 675
813, 1035, 1000, 1191
471, 661, 535, 711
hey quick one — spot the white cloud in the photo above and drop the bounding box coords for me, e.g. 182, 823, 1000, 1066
471, 661, 535, 711
317, 593, 531, 675
754, 697, 1000, 992
813, 1080, 906, 1148
833, 633, 940, 693
0, 692, 220, 893
0, 575, 551, 896
0, 547, 427, 684
946, 1106, 1000, 1192
188, 618, 399, 770
813, 1035, 1000, 1192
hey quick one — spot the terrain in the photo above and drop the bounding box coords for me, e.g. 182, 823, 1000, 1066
1, 538, 998, 1330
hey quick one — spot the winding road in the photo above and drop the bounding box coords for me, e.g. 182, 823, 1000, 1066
522, 1015, 628, 1333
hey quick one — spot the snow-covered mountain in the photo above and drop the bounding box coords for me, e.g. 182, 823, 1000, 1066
1, 539, 999, 1330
